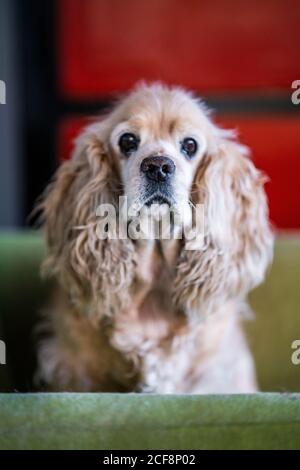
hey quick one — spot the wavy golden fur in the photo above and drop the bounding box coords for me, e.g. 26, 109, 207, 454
37, 84, 273, 393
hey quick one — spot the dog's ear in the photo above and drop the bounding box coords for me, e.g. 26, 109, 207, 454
40, 122, 135, 317
175, 132, 274, 317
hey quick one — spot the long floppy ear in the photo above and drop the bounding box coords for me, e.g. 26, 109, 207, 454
40, 123, 135, 318
174, 133, 274, 317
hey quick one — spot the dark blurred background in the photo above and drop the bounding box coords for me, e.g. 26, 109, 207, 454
1, 0, 300, 229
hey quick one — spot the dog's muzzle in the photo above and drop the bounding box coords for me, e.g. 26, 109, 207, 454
140, 156, 176, 206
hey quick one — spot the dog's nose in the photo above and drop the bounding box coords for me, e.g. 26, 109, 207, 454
140, 156, 176, 182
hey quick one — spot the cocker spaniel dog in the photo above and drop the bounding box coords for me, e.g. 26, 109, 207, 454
37, 83, 273, 393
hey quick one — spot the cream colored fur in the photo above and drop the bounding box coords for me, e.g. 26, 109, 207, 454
37, 84, 273, 393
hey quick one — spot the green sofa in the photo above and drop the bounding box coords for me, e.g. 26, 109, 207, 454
0, 233, 300, 449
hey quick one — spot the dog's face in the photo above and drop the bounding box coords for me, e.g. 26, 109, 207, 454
109, 86, 211, 227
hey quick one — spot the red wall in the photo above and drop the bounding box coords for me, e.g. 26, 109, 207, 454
57, 0, 300, 229
58, 0, 300, 96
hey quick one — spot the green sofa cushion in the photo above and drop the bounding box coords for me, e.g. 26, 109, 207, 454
247, 236, 300, 392
0, 233, 46, 391
0, 393, 300, 450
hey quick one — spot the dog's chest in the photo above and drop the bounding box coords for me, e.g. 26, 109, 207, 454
114, 239, 184, 344
134, 239, 178, 309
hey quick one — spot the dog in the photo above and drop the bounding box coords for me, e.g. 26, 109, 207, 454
37, 83, 273, 393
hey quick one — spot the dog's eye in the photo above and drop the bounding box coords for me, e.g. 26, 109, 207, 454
118, 133, 140, 156
181, 138, 198, 158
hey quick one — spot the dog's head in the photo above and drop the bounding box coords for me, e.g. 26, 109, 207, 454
107, 84, 213, 228
40, 83, 273, 314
